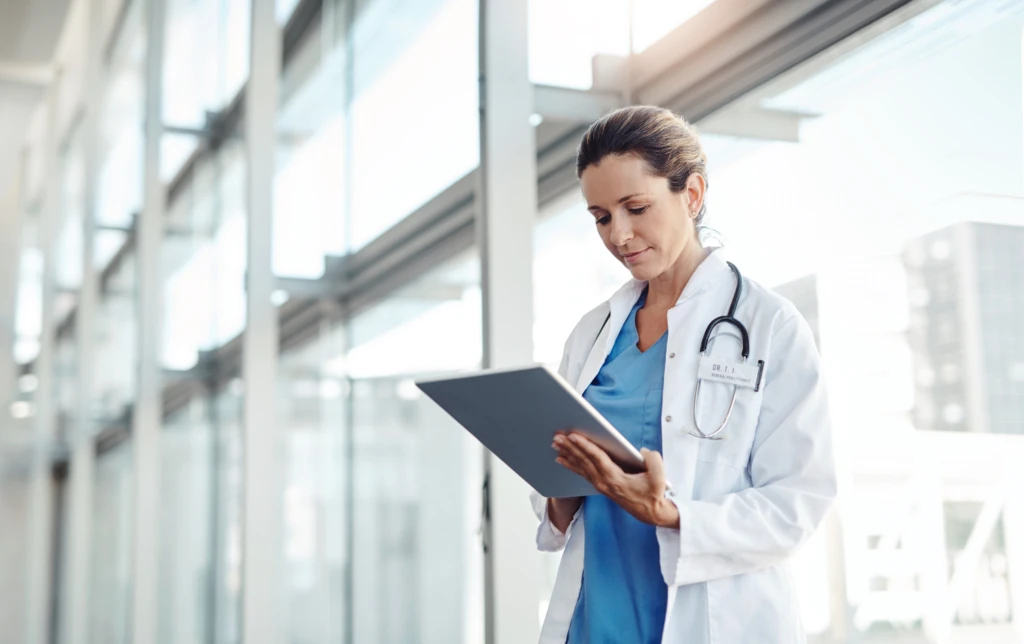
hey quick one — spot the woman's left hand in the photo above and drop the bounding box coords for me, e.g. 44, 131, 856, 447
553, 432, 680, 529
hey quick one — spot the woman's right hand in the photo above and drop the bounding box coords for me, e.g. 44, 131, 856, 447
547, 496, 583, 534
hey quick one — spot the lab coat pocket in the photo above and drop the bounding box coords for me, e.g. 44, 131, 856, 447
693, 379, 762, 470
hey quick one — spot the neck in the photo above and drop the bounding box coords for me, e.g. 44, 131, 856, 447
645, 244, 710, 309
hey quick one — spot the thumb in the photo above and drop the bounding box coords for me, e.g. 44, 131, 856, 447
641, 448, 666, 484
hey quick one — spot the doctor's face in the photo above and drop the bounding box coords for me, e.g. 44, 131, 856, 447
580, 154, 701, 282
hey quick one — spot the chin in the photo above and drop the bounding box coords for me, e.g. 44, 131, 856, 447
626, 263, 661, 282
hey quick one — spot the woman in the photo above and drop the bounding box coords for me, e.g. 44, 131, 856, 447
531, 106, 836, 644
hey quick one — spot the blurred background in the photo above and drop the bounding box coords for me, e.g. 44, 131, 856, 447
0, 0, 1023, 643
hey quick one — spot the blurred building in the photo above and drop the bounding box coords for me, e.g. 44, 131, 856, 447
905, 222, 1024, 435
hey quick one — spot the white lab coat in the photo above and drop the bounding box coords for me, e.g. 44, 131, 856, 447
531, 249, 836, 644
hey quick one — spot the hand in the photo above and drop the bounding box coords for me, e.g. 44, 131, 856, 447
552, 432, 680, 528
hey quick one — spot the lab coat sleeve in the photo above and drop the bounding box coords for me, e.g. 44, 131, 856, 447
657, 314, 837, 586
530, 327, 584, 552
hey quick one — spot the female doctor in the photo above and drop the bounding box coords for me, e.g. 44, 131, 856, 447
532, 106, 836, 644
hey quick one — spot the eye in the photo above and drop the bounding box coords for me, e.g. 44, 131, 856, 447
596, 215, 611, 226
627, 206, 649, 215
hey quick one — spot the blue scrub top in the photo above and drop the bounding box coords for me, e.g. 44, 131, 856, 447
567, 289, 669, 644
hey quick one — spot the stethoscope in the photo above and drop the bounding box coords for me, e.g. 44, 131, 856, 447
690, 261, 749, 440
590, 260, 755, 442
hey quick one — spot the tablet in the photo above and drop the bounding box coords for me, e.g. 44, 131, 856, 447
415, 365, 645, 498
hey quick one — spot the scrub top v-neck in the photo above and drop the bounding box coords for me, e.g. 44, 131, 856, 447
567, 289, 669, 644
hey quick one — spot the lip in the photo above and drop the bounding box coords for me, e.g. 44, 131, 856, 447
622, 248, 650, 264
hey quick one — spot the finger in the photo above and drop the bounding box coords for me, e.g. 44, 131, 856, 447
553, 436, 590, 471
569, 433, 623, 478
556, 453, 597, 485
563, 436, 625, 497
559, 436, 603, 481
553, 436, 584, 461
551, 432, 574, 453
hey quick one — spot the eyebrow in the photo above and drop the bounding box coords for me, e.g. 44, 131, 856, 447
587, 193, 650, 212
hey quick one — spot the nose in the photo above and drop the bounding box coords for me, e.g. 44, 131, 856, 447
607, 213, 633, 247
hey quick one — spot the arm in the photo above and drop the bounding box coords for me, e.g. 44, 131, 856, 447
547, 497, 584, 534
656, 315, 837, 586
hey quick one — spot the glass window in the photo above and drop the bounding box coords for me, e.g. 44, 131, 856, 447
347, 251, 484, 644
93, 2, 145, 423
89, 440, 133, 644
162, 0, 251, 181
348, 0, 479, 251
277, 0, 302, 23
0, 466, 31, 637
275, 42, 349, 278
274, 250, 484, 643
54, 131, 85, 322
630, 0, 718, 52
528, 0, 629, 89
158, 390, 243, 644
347, 251, 481, 377
14, 245, 44, 365
532, 191, 629, 366
277, 328, 349, 644
528, 0, 719, 88
94, 254, 138, 422
161, 143, 248, 371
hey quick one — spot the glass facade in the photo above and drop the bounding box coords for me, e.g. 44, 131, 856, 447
89, 440, 133, 644
3, 0, 1024, 643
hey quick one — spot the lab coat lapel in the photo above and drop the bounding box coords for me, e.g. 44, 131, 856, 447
573, 280, 645, 394
664, 250, 733, 502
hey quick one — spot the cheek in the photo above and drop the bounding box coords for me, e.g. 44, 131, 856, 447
648, 212, 690, 247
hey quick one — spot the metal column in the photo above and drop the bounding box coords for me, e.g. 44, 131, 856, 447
65, 0, 106, 639
24, 67, 62, 644
1005, 468, 1024, 640
0, 163, 22, 407
477, 0, 541, 641
241, 0, 283, 642
130, 0, 167, 641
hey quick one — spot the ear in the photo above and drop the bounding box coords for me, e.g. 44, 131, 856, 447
684, 173, 706, 215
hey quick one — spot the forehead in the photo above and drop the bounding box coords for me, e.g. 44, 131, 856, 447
580, 154, 666, 205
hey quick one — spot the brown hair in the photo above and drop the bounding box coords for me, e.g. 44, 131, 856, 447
576, 105, 709, 228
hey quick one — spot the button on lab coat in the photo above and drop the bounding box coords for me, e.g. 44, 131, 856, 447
531, 250, 836, 644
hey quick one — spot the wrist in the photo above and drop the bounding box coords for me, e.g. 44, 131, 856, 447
654, 497, 680, 528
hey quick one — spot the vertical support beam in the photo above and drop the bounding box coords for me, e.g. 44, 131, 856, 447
1003, 466, 1024, 640
65, 0, 105, 639
337, 2, 357, 643
954, 224, 988, 434
25, 69, 62, 644
918, 459, 950, 644
131, 0, 167, 642
823, 504, 851, 641
477, 0, 540, 642
0, 157, 22, 406
242, 0, 282, 642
